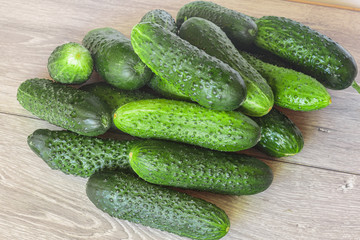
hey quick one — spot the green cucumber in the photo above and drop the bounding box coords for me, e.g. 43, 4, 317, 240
17, 78, 111, 136
131, 22, 246, 111
80, 82, 158, 112
179, 17, 274, 117
82, 27, 152, 90
253, 108, 304, 157
254, 16, 358, 90
27, 129, 138, 177
176, 1, 257, 48
241, 51, 331, 111
140, 9, 177, 33
113, 99, 261, 152
47, 42, 93, 84
129, 139, 273, 195
86, 170, 230, 240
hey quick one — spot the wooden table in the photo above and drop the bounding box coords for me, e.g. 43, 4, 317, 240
1, 0, 359, 239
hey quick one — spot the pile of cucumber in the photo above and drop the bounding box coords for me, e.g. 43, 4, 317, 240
18, 1, 358, 240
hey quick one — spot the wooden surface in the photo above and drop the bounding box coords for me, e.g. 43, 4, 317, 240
1, 0, 359, 239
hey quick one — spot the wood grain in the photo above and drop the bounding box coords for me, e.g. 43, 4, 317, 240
1, 0, 360, 239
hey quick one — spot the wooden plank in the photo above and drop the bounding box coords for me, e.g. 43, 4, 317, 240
0, 113, 359, 239
287, 0, 360, 11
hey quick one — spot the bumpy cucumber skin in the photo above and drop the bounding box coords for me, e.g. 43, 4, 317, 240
114, 99, 261, 152
253, 108, 304, 157
17, 78, 111, 136
255, 16, 358, 90
86, 170, 230, 240
27, 129, 138, 177
241, 51, 331, 111
47, 42, 93, 84
176, 1, 257, 49
131, 22, 246, 111
140, 9, 177, 33
80, 82, 158, 111
82, 27, 152, 90
147, 75, 191, 101
179, 17, 274, 117
129, 140, 273, 195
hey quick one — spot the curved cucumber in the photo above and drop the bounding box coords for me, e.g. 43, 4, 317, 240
129, 139, 273, 195
176, 1, 257, 48
131, 22, 246, 111
47, 42, 93, 84
255, 16, 358, 90
27, 129, 138, 177
140, 9, 177, 33
241, 51, 331, 111
86, 170, 230, 240
17, 78, 111, 136
179, 17, 274, 117
82, 27, 152, 90
253, 108, 304, 157
114, 99, 261, 152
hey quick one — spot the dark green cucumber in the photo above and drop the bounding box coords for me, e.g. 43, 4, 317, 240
179, 17, 274, 117
255, 16, 358, 90
140, 9, 177, 33
241, 51, 331, 111
147, 75, 191, 101
129, 139, 273, 195
176, 1, 257, 49
47, 42, 93, 84
80, 82, 158, 112
27, 129, 138, 177
253, 108, 304, 157
17, 78, 111, 136
131, 22, 246, 111
87, 170, 230, 240
114, 99, 261, 152
82, 27, 152, 90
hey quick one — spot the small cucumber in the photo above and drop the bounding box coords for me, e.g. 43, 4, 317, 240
253, 108, 304, 157
86, 170, 230, 240
131, 22, 247, 111
114, 99, 261, 152
140, 9, 177, 33
82, 27, 152, 90
176, 1, 257, 48
17, 78, 111, 136
27, 129, 138, 177
129, 139, 273, 195
241, 51, 331, 111
47, 42, 93, 84
255, 16, 358, 90
179, 17, 274, 117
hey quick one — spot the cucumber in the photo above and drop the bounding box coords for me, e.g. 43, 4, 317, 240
140, 9, 177, 33
27, 129, 138, 177
241, 51, 331, 111
179, 17, 274, 117
253, 108, 304, 157
86, 170, 230, 240
113, 99, 261, 152
17, 78, 111, 136
47, 42, 93, 84
82, 27, 152, 90
131, 22, 247, 111
254, 16, 358, 90
80, 82, 158, 112
176, 1, 257, 49
129, 139, 273, 195
147, 75, 191, 101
